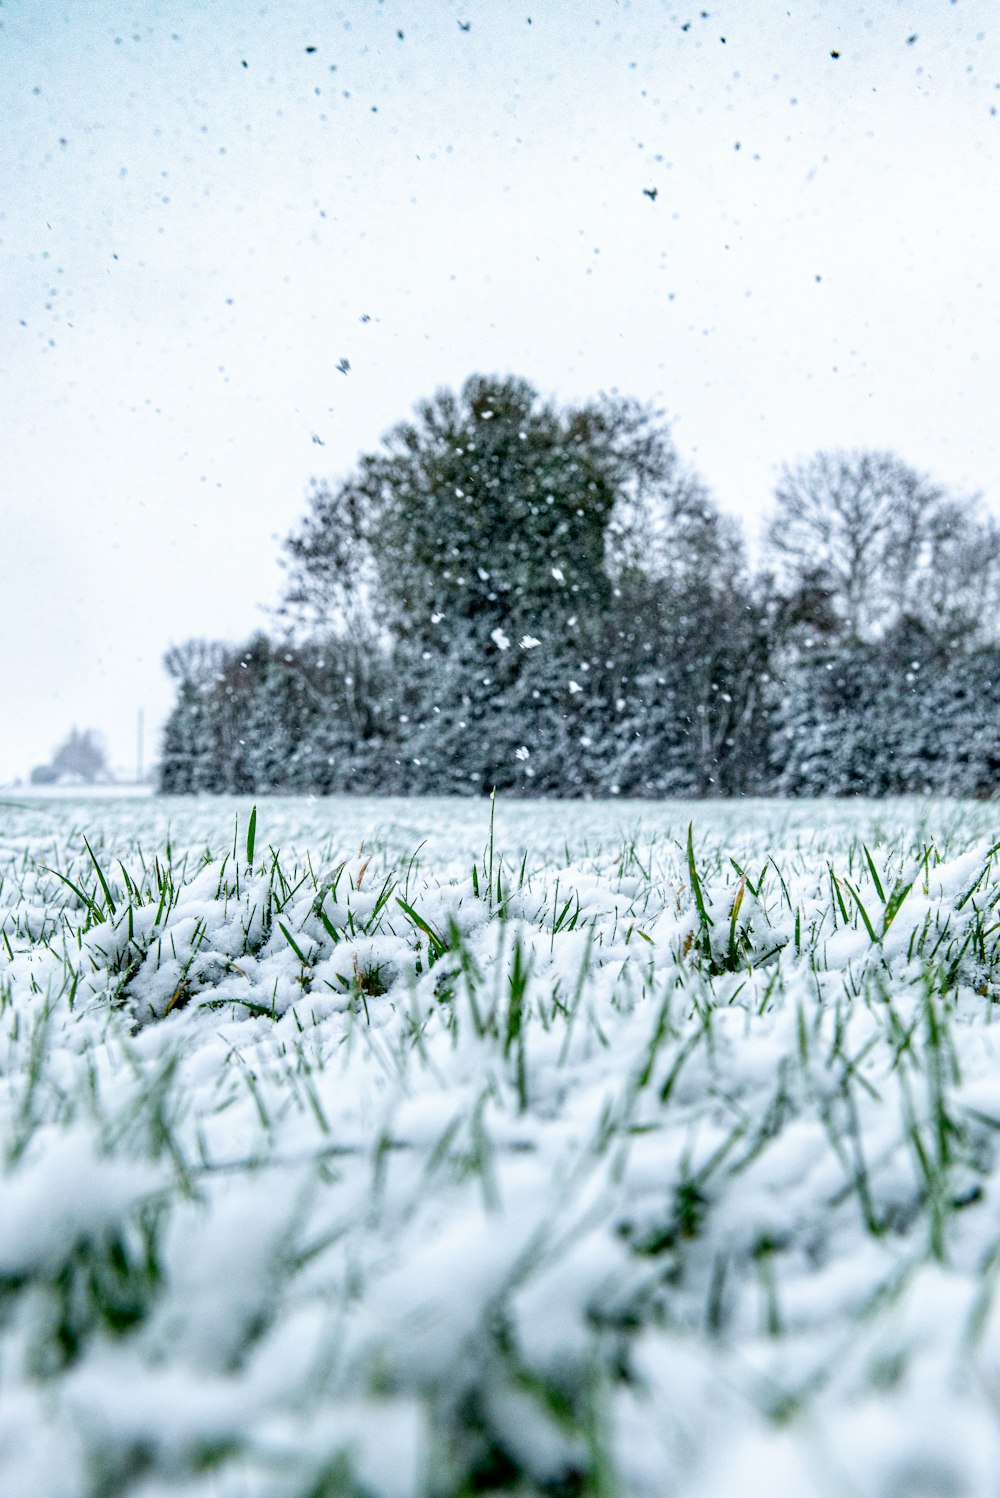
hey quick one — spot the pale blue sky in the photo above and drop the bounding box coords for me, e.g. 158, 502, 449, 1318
2, 0, 998, 781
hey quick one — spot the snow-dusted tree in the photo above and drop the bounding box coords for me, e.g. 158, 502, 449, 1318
284, 375, 684, 646
605, 485, 772, 794
159, 633, 399, 794
766, 450, 1000, 648
764, 451, 1000, 795
162, 384, 1000, 798
920, 647, 1000, 796
281, 374, 707, 793
772, 634, 1000, 798
770, 643, 911, 796
160, 640, 229, 792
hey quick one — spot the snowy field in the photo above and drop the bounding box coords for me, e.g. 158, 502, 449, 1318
4, 791, 1000, 1497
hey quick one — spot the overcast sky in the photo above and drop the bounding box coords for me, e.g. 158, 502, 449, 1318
2, 0, 998, 783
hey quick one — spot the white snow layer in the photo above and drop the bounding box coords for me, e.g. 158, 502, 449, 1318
2, 792, 1000, 1495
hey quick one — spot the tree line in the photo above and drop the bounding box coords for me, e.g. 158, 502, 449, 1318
160, 374, 1000, 798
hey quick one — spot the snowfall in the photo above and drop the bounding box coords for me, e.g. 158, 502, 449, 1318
3, 791, 1000, 1497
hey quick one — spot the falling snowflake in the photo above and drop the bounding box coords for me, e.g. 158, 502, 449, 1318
515, 746, 530, 761
568, 680, 582, 694
520, 635, 541, 650
491, 627, 511, 651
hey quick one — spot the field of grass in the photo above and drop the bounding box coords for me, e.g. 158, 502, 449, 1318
3, 792, 1000, 1497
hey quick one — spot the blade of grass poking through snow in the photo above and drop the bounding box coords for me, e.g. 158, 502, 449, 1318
42, 865, 102, 923
277, 921, 309, 965
768, 856, 793, 914
687, 822, 713, 957
82, 836, 116, 915
955, 856, 994, 911
315, 901, 341, 945
882, 869, 917, 937
505, 935, 531, 1056
246, 805, 257, 867
506, 936, 532, 1111
730, 858, 760, 898
829, 866, 850, 926
362, 874, 398, 934
862, 844, 886, 903
396, 897, 448, 963
843, 876, 878, 944
728, 876, 747, 969
486, 786, 497, 907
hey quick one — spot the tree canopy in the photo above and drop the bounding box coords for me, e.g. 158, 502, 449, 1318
282, 373, 694, 647
160, 380, 1000, 800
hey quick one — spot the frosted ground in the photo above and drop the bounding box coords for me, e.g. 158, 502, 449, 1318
4, 793, 1000, 1497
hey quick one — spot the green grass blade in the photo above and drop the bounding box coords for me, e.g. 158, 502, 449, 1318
862, 844, 886, 904
687, 822, 714, 954
83, 836, 116, 915
277, 921, 309, 965
396, 897, 448, 961
842, 877, 878, 944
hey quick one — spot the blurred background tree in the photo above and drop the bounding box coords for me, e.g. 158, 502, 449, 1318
31, 727, 111, 785
157, 384, 1000, 800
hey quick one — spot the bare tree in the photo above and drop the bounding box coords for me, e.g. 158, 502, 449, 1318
766, 450, 1000, 647
163, 638, 229, 686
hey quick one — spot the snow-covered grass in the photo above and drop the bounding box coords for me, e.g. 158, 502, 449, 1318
3, 791, 1000, 1497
